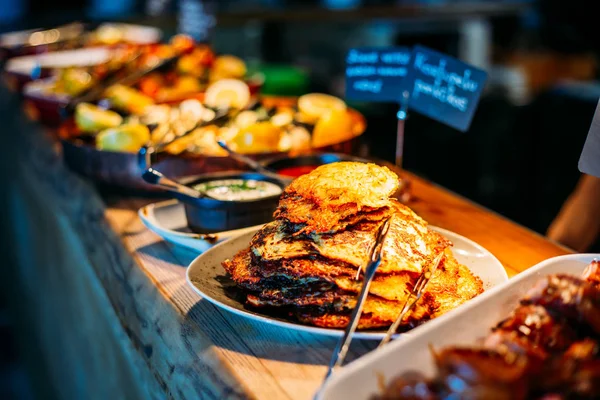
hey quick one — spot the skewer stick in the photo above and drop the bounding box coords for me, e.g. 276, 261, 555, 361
395, 90, 410, 168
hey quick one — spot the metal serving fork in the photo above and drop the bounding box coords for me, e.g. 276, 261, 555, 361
314, 217, 392, 399
378, 250, 446, 348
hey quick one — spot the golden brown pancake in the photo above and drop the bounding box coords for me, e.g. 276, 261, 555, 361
278, 205, 393, 236
274, 162, 399, 234
253, 202, 451, 275
227, 247, 483, 327
253, 290, 438, 330
281, 162, 399, 209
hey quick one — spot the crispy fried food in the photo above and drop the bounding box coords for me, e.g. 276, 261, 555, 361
281, 161, 399, 209
523, 274, 600, 334
221, 161, 484, 330
274, 162, 399, 234
278, 205, 393, 236
252, 290, 437, 330
254, 202, 450, 275
425, 248, 483, 315
223, 248, 356, 289
226, 248, 483, 328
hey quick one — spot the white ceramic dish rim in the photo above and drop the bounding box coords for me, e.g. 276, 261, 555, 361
138, 199, 264, 244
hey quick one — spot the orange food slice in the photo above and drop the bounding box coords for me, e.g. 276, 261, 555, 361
311, 109, 354, 148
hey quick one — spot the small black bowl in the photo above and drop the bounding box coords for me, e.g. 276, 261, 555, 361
262, 153, 369, 178
175, 171, 285, 233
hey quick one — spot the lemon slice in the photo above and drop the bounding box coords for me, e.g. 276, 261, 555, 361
232, 122, 281, 153
204, 79, 250, 110
105, 85, 154, 115
212, 55, 247, 78
96, 124, 150, 153
75, 103, 123, 133
298, 93, 346, 123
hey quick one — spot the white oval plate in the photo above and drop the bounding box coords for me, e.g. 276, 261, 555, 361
6, 47, 113, 76
139, 200, 264, 253
185, 225, 508, 339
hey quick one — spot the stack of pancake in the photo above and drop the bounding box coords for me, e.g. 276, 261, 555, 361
223, 162, 483, 330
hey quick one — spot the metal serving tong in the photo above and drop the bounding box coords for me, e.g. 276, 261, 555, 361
378, 250, 446, 348
315, 217, 392, 398
216, 140, 293, 186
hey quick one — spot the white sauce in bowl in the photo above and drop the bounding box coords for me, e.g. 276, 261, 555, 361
194, 179, 282, 201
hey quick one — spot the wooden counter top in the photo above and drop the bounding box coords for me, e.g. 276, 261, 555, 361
403, 171, 571, 277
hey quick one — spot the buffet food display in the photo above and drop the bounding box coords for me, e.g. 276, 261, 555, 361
223, 162, 483, 330
17, 34, 262, 124
1, 23, 367, 188
64, 89, 363, 157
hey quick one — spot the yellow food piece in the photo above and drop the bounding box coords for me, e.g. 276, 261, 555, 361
177, 55, 199, 75
232, 122, 281, 154
235, 110, 259, 129
288, 126, 311, 152
75, 103, 123, 133
105, 85, 154, 115
59, 68, 93, 96
96, 124, 150, 153
311, 109, 354, 148
95, 24, 124, 45
297, 93, 346, 123
162, 128, 202, 155
271, 110, 294, 127
204, 79, 250, 110
155, 77, 203, 103
212, 55, 247, 79
277, 161, 400, 219
176, 76, 203, 92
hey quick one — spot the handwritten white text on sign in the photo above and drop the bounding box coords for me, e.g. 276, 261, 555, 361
345, 47, 411, 101
412, 54, 479, 112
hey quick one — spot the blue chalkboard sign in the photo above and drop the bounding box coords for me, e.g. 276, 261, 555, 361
404, 45, 488, 132
345, 47, 412, 102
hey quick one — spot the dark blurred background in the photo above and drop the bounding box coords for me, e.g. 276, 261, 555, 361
3, 0, 596, 237
1, 0, 599, 398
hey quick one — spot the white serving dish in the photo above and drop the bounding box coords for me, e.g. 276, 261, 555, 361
139, 200, 263, 253
0, 28, 40, 49
6, 47, 113, 76
186, 224, 507, 339
318, 253, 599, 399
